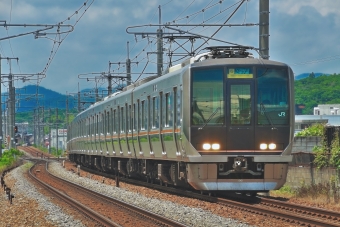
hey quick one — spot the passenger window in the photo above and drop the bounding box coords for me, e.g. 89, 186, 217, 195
133, 103, 137, 131
165, 93, 172, 127
113, 109, 117, 134
121, 107, 125, 133
96, 115, 99, 135
141, 100, 146, 131
106, 111, 109, 134
128, 105, 132, 132
152, 97, 156, 129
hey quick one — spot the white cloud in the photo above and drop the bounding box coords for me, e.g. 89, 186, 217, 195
0, 1, 38, 21
272, 0, 340, 17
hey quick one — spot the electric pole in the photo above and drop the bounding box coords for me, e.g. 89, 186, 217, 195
49, 108, 51, 154
157, 5, 163, 77
259, 0, 269, 59
0, 55, 2, 154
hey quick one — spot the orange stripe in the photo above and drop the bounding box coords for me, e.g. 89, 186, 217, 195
81, 128, 181, 140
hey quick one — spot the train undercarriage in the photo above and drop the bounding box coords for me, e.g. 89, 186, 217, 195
69, 153, 189, 188
68, 153, 288, 194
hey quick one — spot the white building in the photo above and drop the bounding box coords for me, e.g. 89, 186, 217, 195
314, 104, 340, 115
50, 129, 67, 150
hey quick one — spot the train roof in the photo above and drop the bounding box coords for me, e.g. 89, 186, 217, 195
73, 46, 290, 120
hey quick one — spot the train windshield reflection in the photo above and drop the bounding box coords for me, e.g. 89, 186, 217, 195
257, 67, 289, 125
192, 68, 225, 125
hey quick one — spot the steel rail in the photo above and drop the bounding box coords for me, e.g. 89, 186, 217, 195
260, 197, 340, 223
217, 197, 340, 227
45, 162, 188, 227
79, 163, 340, 227
28, 161, 121, 227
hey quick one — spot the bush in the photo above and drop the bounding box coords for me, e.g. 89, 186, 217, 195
313, 145, 329, 168
295, 123, 325, 137
330, 130, 340, 169
0, 148, 24, 170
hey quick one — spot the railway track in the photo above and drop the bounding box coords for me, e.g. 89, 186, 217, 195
20, 145, 340, 227
217, 196, 340, 227
258, 196, 340, 226
78, 162, 340, 227
28, 160, 187, 227
18, 146, 55, 159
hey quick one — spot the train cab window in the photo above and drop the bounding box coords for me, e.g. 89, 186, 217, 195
191, 68, 224, 125
230, 85, 251, 125
257, 67, 289, 125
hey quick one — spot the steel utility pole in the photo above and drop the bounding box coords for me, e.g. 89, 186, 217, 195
7, 58, 18, 149
157, 5, 163, 77
108, 42, 138, 92
126, 42, 131, 86
259, 0, 269, 59
78, 83, 81, 112
0, 56, 19, 149
49, 108, 51, 154
66, 93, 69, 129
56, 108, 59, 156
33, 109, 36, 146
0, 55, 2, 154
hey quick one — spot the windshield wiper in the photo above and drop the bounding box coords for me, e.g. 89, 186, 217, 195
198, 107, 221, 130
260, 102, 277, 130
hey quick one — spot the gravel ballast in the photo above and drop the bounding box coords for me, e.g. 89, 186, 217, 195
1, 160, 255, 227
48, 161, 254, 227
0, 163, 84, 227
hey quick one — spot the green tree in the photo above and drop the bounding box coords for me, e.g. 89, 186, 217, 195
295, 73, 340, 114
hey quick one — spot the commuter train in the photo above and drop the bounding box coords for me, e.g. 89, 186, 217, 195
67, 46, 294, 194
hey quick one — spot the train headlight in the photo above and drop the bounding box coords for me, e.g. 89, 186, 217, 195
203, 143, 211, 150
212, 143, 220, 150
260, 143, 267, 150
268, 143, 276, 150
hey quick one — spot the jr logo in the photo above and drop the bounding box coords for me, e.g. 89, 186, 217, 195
278, 112, 285, 117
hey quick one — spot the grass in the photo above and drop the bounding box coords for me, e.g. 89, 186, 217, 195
270, 184, 295, 198
21, 162, 34, 170
33, 144, 65, 157
270, 182, 340, 205
0, 148, 24, 174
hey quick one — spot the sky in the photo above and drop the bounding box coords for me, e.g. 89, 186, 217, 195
0, 0, 339, 96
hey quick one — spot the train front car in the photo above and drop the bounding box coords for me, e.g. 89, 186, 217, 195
183, 48, 294, 194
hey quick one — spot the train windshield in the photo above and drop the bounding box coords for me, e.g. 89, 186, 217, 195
192, 68, 225, 125
257, 67, 289, 125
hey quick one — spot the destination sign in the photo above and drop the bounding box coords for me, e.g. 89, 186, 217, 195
227, 68, 253, 78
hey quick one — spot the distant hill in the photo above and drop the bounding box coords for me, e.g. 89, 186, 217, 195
295, 73, 340, 114
295, 72, 329, 80
1, 85, 120, 113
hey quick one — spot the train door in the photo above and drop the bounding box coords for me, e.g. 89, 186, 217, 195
226, 80, 255, 151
